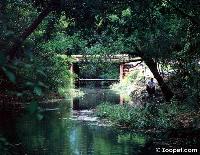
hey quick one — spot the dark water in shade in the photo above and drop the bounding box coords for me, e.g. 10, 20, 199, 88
73, 88, 122, 110
0, 89, 200, 155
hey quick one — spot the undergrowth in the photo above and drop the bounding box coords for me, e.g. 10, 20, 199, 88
96, 101, 197, 129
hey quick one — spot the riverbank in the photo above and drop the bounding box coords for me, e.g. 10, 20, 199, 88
96, 101, 200, 132
1, 87, 200, 155
107, 68, 200, 130
110, 69, 161, 105
0, 88, 84, 109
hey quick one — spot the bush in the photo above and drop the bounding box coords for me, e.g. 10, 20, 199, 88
96, 101, 186, 129
110, 69, 146, 101
13, 36, 76, 98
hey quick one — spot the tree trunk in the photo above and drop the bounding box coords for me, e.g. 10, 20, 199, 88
126, 45, 174, 101
144, 57, 174, 101
8, 7, 52, 60
1, 7, 52, 91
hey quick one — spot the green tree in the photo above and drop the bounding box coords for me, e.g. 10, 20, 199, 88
1, 0, 200, 102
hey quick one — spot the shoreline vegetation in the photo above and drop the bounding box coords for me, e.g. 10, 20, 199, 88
1, 0, 200, 154
96, 102, 200, 130
96, 69, 200, 132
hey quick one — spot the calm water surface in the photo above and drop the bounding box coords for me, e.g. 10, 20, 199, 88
0, 88, 199, 155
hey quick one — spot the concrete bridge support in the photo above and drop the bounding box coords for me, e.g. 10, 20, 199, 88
120, 63, 124, 81
119, 63, 131, 81
70, 63, 80, 87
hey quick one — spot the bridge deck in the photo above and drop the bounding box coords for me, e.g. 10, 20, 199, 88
79, 79, 119, 81
71, 54, 142, 63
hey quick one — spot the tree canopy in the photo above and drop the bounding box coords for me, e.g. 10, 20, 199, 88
0, 0, 200, 103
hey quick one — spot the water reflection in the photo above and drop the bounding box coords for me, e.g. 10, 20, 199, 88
16, 112, 72, 154
69, 123, 148, 155
1, 89, 199, 155
73, 88, 122, 110
0, 112, 148, 154
0, 98, 150, 155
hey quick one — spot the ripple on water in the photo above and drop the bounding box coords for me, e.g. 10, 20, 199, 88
69, 109, 111, 127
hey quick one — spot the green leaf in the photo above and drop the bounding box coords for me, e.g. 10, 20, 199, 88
0, 136, 6, 142
25, 81, 34, 86
122, 8, 131, 17
37, 113, 43, 121
16, 93, 23, 97
34, 86, 42, 96
38, 81, 48, 88
2, 67, 16, 83
108, 14, 119, 22
24, 64, 32, 68
0, 52, 6, 66
26, 101, 38, 114
37, 70, 47, 77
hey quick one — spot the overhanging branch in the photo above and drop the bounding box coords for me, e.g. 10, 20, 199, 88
165, 0, 200, 27
8, 7, 53, 60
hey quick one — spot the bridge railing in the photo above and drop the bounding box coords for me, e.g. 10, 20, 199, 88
77, 79, 119, 88
71, 54, 142, 63
79, 79, 119, 81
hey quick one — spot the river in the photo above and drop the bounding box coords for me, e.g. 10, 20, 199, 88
0, 88, 199, 154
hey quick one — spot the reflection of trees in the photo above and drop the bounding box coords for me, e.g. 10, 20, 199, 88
69, 124, 148, 155
75, 89, 120, 110
0, 111, 25, 154
4, 99, 148, 155
117, 133, 146, 145
93, 135, 114, 155
16, 102, 72, 154
92, 129, 147, 155
69, 124, 94, 154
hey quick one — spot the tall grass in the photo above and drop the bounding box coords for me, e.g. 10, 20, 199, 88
96, 101, 185, 129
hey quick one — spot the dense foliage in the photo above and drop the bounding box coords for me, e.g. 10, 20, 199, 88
0, 0, 199, 103
96, 101, 199, 129
0, 2, 200, 154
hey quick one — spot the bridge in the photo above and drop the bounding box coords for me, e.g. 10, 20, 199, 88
70, 54, 142, 85
79, 79, 119, 81
71, 54, 142, 63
